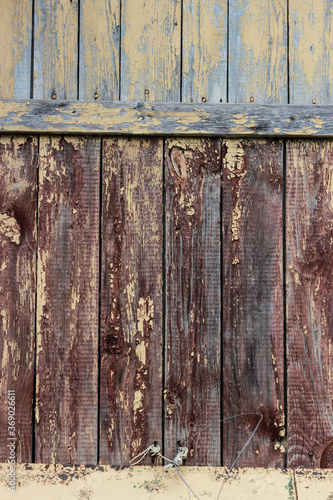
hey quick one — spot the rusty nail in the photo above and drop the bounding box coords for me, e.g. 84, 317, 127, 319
202, 96, 207, 102
312, 98, 317, 104
52, 93, 57, 100
308, 450, 314, 457
250, 96, 254, 103
94, 91, 99, 100
68, 446, 72, 451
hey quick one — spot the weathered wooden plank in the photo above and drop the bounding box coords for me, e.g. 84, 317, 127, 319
34, 0, 78, 100
120, 0, 181, 101
228, 0, 288, 103
164, 138, 221, 465
0, 136, 38, 462
0, 1, 33, 98
289, 1, 333, 104
2, 100, 333, 137
0, 464, 298, 500
182, 0, 227, 103
286, 140, 333, 467
35, 136, 100, 463
2, 99, 333, 137
79, 0, 120, 101
222, 139, 284, 467
100, 137, 163, 464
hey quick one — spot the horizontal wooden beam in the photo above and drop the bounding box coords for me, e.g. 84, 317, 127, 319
2, 463, 333, 499
0, 99, 333, 137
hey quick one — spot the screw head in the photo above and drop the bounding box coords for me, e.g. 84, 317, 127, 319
94, 91, 99, 100
250, 96, 254, 103
52, 93, 57, 100
144, 89, 149, 95
312, 98, 317, 104
202, 96, 207, 102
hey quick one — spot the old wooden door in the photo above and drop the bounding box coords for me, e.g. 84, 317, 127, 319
1, 0, 333, 471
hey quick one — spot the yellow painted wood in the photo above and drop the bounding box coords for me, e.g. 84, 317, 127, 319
79, 0, 120, 101
2, 100, 333, 137
120, 0, 181, 101
0, 464, 301, 499
289, 0, 333, 104
229, 0, 288, 103
182, 0, 227, 103
34, 0, 78, 100
0, 0, 33, 98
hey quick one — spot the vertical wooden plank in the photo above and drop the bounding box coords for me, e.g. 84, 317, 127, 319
182, 0, 227, 103
287, 140, 333, 467
0, 136, 38, 462
0, 0, 33, 98
79, 0, 120, 101
164, 138, 221, 465
100, 137, 163, 464
228, 0, 288, 103
34, 0, 78, 100
222, 139, 284, 467
120, 0, 181, 101
289, 1, 333, 104
36, 136, 100, 463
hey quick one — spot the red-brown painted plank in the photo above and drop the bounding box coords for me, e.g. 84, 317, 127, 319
35, 136, 100, 463
164, 138, 221, 465
222, 139, 284, 467
100, 137, 163, 465
287, 140, 333, 467
0, 136, 38, 462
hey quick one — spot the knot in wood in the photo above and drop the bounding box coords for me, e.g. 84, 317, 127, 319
321, 442, 333, 468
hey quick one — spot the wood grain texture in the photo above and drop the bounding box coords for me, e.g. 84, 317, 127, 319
222, 139, 284, 467
228, 0, 288, 103
34, 0, 78, 100
35, 136, 100, 463
164, 138, 221, 465
287, 140, 333, 467
100, 137, 163, 465
182, 0, 227, 103
0, 136, 38, 462
3, 100, 333, 137
79, 0, 120, 101
289, 1, 333, 104
0, 0, 33, 98
120, 0, 181, 101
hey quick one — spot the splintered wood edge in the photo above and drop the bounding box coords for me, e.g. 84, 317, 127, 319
1, 464, 333, 499
1, 99, 333, 137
